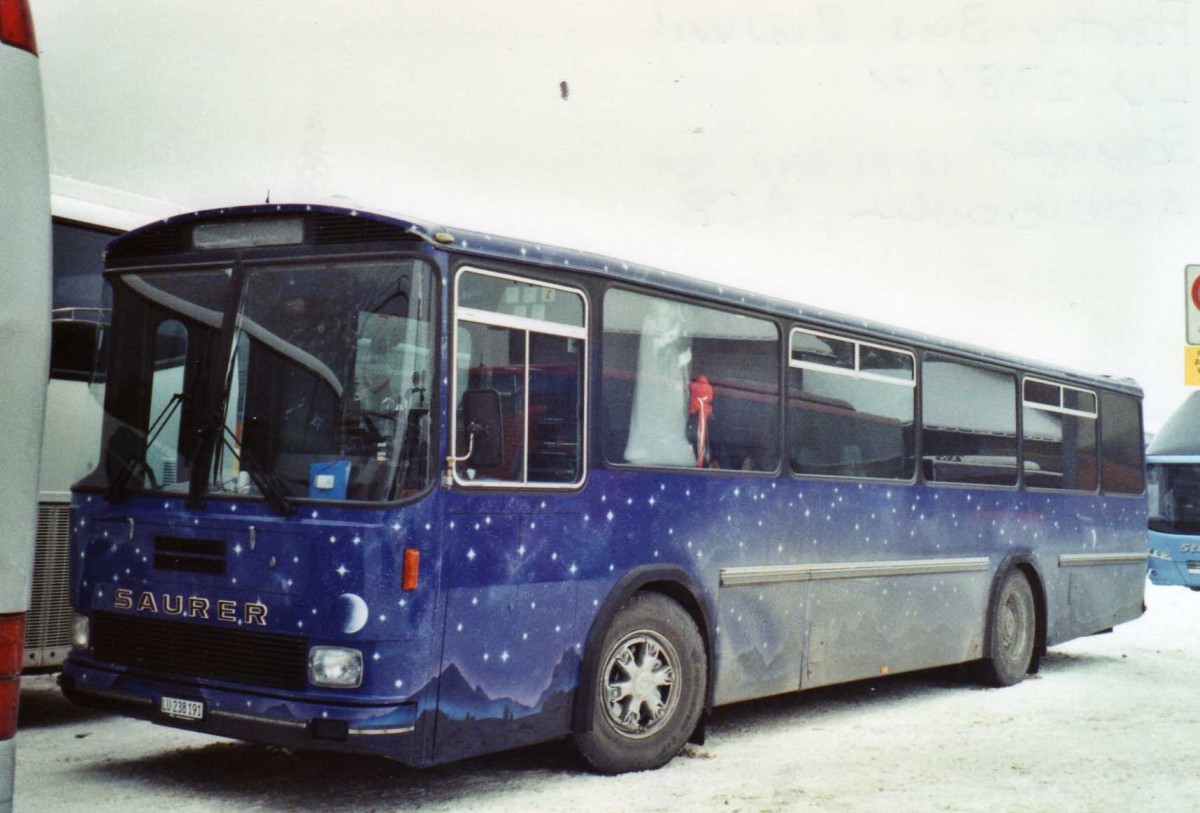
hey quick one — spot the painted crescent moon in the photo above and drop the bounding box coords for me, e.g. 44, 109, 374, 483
337, 592, 369, 634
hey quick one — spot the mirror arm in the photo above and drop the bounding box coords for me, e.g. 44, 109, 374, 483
443, 424, 478, 486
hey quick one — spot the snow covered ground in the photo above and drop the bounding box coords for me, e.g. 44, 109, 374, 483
13, 579, 1197, 812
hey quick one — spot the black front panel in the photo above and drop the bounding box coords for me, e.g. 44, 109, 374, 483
92, 612, 307, 690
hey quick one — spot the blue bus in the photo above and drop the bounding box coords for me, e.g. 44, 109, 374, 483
62, 205, 1148, 773
1147, 392, 1200, 589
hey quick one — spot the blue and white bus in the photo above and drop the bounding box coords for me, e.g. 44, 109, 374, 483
0, 1, 49, 809
1147, 392, 1200, 589
62, 205, 1148, 773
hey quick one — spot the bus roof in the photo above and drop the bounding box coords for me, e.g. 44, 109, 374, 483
1147, 391, 1200, 458
109, 203, 1142, 398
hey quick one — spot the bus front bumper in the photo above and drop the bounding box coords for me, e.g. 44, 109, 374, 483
1147, 530, 1200, 589
59, 660, 424, 762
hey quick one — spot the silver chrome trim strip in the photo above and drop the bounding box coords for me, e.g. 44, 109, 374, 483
1058, 552, 1147, 567
187, 708, 415, 735
73, 685, 155, 706
349, 724, 416, 736
719, 557, 990, 587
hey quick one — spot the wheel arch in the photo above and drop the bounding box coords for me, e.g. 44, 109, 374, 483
984, 552, 1048, 673
573, 565, 715, 735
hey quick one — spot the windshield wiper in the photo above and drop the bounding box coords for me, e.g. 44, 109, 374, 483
105, 391, 186, 503
206, 408, 296, 517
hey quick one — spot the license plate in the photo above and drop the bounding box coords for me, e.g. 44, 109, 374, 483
160, 696, 205, 721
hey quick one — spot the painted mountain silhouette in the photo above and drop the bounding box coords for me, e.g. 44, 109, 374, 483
433, 662, 534, 721
414, 646, 583, 724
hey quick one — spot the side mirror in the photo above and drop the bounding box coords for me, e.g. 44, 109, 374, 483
457, 389, 503, 469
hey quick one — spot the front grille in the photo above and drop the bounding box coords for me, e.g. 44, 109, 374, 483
26, 503, 73, 668
312, 212, 414, 244
106, 223, 185, 261
154, 535, 226, 575
92, 612, 308, 690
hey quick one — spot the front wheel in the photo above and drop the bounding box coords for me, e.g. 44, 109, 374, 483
573, 593, 707, 774
978, 569, 1037, 687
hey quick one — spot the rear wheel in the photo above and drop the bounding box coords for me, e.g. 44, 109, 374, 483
979, 569, 1037, 687
573, 593, 706, 774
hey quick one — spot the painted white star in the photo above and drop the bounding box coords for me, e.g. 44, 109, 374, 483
467, 548, 476, 561
335, 564, 349, 577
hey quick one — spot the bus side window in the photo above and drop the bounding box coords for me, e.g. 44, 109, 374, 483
452, 268, 586, 487
1100, 391, 1145, 495
601, 288, 779, 472
922, 357, 1018, 487
787, 329, 915, 480
1022, 380, 1098, 491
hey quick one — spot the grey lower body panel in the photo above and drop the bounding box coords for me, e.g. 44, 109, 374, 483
714, 557, 992, 705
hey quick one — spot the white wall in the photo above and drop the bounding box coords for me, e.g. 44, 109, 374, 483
34, 0, 1198, 430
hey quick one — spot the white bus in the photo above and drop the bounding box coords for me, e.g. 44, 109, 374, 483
24, 187, 183, 673
0, 2, 50, 811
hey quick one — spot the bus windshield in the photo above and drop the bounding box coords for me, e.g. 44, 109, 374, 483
97, 257, 435, 505
1148, 463, 1200, 534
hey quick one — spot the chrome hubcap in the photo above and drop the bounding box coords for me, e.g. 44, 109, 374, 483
1000, 593, 1029, 660
602, 631, 680, 739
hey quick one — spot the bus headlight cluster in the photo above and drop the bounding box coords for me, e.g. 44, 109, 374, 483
308, 646, 363, 688
70, 613, 89, 651
1147, 549, 1173, 561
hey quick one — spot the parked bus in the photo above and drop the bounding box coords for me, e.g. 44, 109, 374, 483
0, 1, 50, 809
24, 199, 178, 674
25, 299, 109, 672
1147, 391, 1200, 589
62, 205, 1148, 773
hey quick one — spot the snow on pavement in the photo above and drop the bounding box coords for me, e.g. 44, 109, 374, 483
14, 579, 1199, 812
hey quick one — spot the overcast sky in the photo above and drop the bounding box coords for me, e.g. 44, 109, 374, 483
33, 0, 1198, 430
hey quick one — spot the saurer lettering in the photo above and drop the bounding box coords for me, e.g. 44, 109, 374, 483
113, 588, 268, 626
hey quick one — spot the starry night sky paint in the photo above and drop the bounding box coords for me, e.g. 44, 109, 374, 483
65, 462, 1147, 766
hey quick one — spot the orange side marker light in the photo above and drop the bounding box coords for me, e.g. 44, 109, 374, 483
402, 549, 420, 591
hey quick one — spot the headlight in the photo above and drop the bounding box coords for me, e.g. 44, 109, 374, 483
308, 646, 363, 688
1148, 549, 1173, 561
71, 613, 90, 651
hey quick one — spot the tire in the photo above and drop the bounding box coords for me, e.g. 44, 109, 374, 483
978, 569, 1037, 687
573, 592, 707, 774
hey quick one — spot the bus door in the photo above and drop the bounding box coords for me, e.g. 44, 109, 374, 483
434, 267, 588, 760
